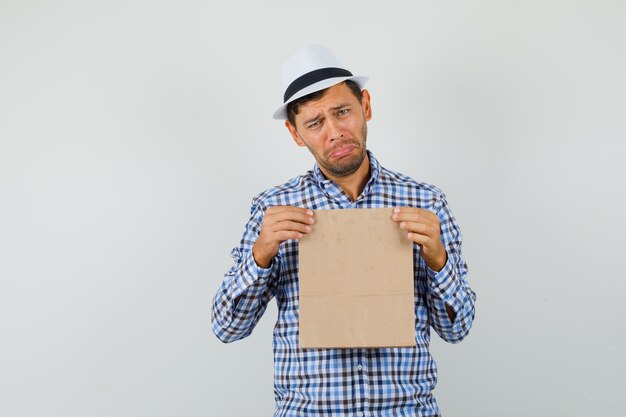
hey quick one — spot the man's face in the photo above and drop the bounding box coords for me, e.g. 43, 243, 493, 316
285, 82, 372, 179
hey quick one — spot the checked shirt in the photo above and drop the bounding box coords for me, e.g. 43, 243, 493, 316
211, 150, 476, 417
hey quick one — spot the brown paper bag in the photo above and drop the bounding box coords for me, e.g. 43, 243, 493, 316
298, 207, 416, 349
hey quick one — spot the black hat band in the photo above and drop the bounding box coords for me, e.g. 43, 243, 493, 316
283, 67, 353, 103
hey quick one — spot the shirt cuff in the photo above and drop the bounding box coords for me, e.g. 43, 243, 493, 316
235, 249, 276, 292
426, 254, 458, 307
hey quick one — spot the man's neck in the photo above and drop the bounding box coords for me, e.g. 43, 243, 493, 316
320, 153, 371, 202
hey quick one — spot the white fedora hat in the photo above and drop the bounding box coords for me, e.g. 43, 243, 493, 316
272, 45, 369, 120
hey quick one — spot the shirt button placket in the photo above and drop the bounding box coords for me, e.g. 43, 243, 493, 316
362, 352, 370, 415
353, 350, 369, 417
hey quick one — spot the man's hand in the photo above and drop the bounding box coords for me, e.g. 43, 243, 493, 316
252, 206, 315, 268
392, 207, 447, 272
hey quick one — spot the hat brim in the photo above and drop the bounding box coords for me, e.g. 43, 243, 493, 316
272, 75, 369, 120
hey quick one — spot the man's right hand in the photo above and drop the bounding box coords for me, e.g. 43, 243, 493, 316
252, 206, 315, 268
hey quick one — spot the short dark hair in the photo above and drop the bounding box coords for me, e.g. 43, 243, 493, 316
286, 80, 363, 126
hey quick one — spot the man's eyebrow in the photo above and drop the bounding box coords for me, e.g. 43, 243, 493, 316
330, 103, 350, 110
303, 113, 322, 125
303, 104, 351, 125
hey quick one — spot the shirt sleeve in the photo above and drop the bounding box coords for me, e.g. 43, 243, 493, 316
211, 199, 280, 343
424, 192, 476, 343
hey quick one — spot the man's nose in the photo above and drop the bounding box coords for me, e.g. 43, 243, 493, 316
325, 118, 343, 141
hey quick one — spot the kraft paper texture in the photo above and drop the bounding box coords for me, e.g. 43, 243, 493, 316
298, 208, 416, 349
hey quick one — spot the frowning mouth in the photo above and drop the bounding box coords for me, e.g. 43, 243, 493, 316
328, 144, 356, 159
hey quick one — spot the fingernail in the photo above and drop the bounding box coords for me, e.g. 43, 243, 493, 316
393, 207, 400, 213
307, 210, 314, 216
305, 226, 311, 232
309, 217, 315, 224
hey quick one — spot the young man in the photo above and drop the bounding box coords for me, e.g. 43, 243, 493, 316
211, 45, 476, 417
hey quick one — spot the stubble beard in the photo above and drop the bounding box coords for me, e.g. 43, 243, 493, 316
312, 122, 368, 178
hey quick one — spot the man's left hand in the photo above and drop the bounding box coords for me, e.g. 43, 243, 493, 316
392, 207, 447, 272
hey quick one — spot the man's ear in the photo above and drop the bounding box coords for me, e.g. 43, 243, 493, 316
285, 120, 306, 147
361, 89, 372, 122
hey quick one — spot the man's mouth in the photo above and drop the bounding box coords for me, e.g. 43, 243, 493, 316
328, 144, 356, 159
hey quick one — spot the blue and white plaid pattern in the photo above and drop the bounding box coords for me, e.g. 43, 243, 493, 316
212, 151, 476, 417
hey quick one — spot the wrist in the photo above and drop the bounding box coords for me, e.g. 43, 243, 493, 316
252, 244, 273, 268
427, 250, 448, 272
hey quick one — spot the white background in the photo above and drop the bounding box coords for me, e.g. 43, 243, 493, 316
1, 1, 625, 416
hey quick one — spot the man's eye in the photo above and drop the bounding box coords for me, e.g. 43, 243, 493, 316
338, 109, 349, 116
308, 121, 321, 128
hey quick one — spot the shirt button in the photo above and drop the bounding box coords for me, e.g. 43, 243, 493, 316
357, 364, 363, 371
356, 412, 364, 417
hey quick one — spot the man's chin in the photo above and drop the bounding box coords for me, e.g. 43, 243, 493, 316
323, 155, 365, 178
